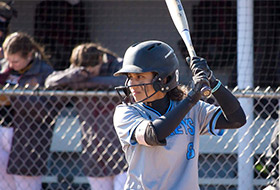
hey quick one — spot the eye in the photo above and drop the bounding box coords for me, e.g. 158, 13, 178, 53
137, 74, 145, 80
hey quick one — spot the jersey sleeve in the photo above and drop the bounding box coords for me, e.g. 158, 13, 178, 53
113, 104, 150, 147
195, 100, 224, 136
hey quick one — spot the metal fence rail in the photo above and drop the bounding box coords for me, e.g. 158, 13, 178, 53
0, 88, 279, 190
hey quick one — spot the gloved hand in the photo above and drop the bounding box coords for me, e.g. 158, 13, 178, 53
186, 56, 217, 88
187, 70, 209, 104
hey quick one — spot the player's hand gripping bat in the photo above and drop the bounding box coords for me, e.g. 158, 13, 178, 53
165, 0, 211, 97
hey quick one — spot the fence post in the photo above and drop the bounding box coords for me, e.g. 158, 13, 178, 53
278, 106, 280, 189
237, 0, 254, 189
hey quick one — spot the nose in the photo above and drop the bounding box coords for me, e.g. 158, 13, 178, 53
128, 78, 141, 92
127, 78, 135, 86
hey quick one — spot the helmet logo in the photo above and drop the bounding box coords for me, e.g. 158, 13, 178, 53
165, 49, 174, 58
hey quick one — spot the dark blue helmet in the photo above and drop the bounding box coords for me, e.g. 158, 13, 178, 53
114, 40, 179, 93
114, 40, 180, 103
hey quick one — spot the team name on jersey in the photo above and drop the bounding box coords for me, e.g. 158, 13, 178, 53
169, 118, 195, 137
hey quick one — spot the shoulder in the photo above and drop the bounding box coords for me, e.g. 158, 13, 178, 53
114, 103, 145, 121
116, 103, 146, 112
115, 103, 137, 114
100, 56, 123, 75
40, 62, 53, 72
32, 58, 53, 74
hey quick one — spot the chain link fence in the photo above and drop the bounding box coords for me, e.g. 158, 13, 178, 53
0, 87, 279, 190
0, 0, 278, 189
0, 87, 127, 190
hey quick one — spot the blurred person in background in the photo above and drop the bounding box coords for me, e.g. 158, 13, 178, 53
45, 42, 127, 190
0, 1, 17, 59
46, 42, 125, 90
34, 0, 90, 70
0, 32, 54, 190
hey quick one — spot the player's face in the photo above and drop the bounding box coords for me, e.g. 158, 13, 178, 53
127, 72, 165, 102
5, 52, 32, 71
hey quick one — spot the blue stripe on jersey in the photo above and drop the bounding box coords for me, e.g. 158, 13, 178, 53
128, 128, 137, 145
209, 108, 223, 135
217, 129, 224, 136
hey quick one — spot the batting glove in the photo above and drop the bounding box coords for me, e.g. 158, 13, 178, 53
186, 56, 217, 88
187, 70, 210, 103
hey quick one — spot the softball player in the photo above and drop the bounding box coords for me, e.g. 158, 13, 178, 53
113, 40, 246, 190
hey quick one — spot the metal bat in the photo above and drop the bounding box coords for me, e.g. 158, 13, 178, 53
165, 0, 211, 97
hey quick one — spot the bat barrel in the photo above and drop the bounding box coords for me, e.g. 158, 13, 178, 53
165, 0, 212, 97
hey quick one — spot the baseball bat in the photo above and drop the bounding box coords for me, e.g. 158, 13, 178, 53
165, 0, 211, 97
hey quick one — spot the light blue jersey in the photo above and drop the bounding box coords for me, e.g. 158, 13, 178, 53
113, 100, 223, 190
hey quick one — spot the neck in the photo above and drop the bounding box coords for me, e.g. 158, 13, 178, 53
17, 60, 33, 74
145, 95, 169, 115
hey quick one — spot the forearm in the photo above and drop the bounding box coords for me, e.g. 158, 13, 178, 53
152, 94, 198, 141
186, 56, 246, 129
132, 95, 198, 146
45, 67, 89, 88
212, 80, 246, 129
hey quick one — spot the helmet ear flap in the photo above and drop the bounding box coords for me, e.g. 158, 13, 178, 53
152, 70, 179, 93
152, 75, 171, 93
152, 75, 164, 92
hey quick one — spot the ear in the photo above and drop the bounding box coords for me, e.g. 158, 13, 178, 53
27, 51, 33, 61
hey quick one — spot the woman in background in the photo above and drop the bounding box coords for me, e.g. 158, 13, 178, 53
0, 32, 54, 190
45, 43, 127, 190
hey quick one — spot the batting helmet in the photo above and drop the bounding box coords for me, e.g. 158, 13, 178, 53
114, 40, 179, 93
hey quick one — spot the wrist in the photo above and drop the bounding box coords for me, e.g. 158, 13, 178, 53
187, 89, 201, 105
208, 71, 217, 88
211, 80, 222, 93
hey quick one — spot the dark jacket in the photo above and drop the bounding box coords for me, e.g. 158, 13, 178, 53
45, 59, 127, 177
45, 57, 125, 90
0, 56, 55, 176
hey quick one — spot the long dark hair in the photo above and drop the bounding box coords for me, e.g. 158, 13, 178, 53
167, 85, 188, 101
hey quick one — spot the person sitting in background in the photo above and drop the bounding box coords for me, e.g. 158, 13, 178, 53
0, 32, 54, 190
46, 42, 125, 90
45, 42, 127, 190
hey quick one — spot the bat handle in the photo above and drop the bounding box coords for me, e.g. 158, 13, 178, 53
189, 53, 212, 97
181, 30, 212, 97
201, 85, 212, 97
